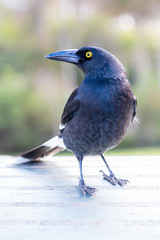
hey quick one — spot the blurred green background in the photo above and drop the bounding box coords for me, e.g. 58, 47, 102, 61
0, 0, 160, 155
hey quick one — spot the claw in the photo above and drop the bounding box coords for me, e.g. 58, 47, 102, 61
100, 170, 129, 186
79, 179, 98, 196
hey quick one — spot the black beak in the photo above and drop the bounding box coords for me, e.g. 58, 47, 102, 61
45, 49, 79, 64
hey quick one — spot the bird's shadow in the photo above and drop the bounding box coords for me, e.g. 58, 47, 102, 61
12, 160, 94, 198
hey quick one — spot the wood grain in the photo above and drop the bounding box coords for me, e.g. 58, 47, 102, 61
0, 155, 160, 240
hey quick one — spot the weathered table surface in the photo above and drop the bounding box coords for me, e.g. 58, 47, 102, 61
0, 155, 160, 240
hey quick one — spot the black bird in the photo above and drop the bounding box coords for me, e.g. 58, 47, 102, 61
16, 46, 137, 195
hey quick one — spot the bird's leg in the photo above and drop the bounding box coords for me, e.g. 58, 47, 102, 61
100, 154, 129, 186
78, 157, 97, 196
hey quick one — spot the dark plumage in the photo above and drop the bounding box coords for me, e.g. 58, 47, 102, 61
17, 46, 137, 196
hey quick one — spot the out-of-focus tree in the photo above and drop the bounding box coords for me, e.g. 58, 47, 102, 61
0, 0, 160, 154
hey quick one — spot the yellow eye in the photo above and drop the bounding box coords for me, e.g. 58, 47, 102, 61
85, 51, 92, 58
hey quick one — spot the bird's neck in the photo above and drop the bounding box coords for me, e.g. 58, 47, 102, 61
82, 75, 126, 87
79, 76, 131, 101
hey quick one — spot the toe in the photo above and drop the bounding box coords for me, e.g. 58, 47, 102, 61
117, 178, 130, 186
86, 186, 97, 195
79, 181, 97, 196
100, 170, 129, 186
100, 170, 116, 185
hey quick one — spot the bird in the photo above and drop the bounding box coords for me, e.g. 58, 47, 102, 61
16, 46, 137, 196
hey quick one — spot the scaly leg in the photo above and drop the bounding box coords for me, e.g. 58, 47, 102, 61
78, 157, 97, 196
100, 154, 129, 186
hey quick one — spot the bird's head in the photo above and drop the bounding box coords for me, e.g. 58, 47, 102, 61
45, 46, 126, 79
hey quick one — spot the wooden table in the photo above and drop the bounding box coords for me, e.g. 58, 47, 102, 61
0, 155, 160, 240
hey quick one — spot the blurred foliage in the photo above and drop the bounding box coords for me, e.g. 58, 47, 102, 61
0, 0, 160, 154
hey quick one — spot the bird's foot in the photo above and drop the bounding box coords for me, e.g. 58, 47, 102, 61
79, 179, 97, 196
100, 170, 129, 186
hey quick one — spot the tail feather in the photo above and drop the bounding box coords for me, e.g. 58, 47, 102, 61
15, 136, 66, 164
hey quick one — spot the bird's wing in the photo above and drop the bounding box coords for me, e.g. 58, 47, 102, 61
60, 88, 80, 130
132, 95, 137, 121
